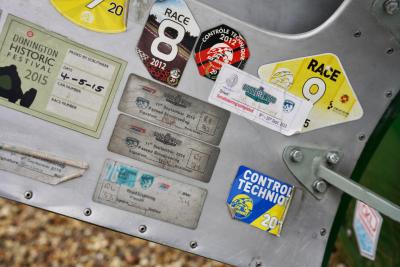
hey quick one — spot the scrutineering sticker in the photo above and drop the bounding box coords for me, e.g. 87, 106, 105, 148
227, 166, 294, 236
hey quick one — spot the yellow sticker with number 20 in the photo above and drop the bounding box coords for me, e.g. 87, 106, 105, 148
51, 0, 129, 33
258, 53, 363, 133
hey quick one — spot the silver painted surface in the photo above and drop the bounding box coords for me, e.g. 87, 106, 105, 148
0, 0, 399, 267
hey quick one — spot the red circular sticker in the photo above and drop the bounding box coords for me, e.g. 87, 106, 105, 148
194, 24, 250, 81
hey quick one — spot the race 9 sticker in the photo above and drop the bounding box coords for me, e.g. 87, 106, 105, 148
51, 0, 129, 33
136, 0, 200, 87
258, 54, 363, 132
194, 25, 250, 81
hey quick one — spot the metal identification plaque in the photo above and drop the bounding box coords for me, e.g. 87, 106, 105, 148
108, 115, 220, 182
119, 74, 230, 145
0, 15, 126, 138
93, 159, 207, 229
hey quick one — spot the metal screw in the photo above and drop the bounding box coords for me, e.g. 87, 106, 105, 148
290, 149, 304, 163
83, 208, 92, 216
320, 228, 327, 236
384, 0, 400, 15
313, 180, 328, 193
189, 241, 198, 249
24, 191, 33, 200
138, 225, 147, 233
353, 31, 362, 38
326, 151, 340, 165
358, 134, 366, 141
385, 90, 393, 98
255, 262, 262, 267
387, 48, 394, 54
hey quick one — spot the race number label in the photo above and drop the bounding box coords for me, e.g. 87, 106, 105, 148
0, 15, 126, 138
227, 166, 294, 237
51, 0, 129, 33
119, 74, 230, 145
209, 64, 313, 136
108, 115, 220, 182
194, 25, 250, 81
136, 0, 200, 87
93, 159, 207, 229
258, 54, 363, 132
353, 201, 383, 260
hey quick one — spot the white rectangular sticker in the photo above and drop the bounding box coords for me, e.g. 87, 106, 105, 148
209, 64, 313, 135
93, 159, 207, 229
0, 143, 88, 185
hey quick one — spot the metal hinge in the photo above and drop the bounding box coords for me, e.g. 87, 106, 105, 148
283, 146, 400, 223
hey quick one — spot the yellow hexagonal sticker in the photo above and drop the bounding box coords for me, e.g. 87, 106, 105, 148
258, 53, 363, 132
50, 0, 129, 33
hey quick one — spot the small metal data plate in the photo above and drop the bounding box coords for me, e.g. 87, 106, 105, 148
119, 74, 230, 145
108, 114, 220, 182
93, 159, 207, 229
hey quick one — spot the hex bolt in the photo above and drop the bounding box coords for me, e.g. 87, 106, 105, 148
384, 0, 400, 15
313, 180, 328, 194
83, 208, 92, 216
189, 241, 198, 249
138, 225, 147, 233
326, 151, 340, 165
24, 191, 33, 200
290, 149, 304, 163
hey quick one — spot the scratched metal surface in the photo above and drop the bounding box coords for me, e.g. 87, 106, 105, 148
0, 1, 399, 267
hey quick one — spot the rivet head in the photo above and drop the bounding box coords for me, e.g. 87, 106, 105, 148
320, 228, 327, 236
326, 152, 340, 165
24, 191, 33, 199
83, 208, 92, 216
290, 149, 304, 163
138, 225, 147, 233
384, 0, 400, 15
189, 241, 198, 249
313, 180, 328, 193
385, 90, 393, 98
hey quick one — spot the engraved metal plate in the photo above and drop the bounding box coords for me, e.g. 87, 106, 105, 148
108, 114, 220, 182
119, 74, 230, 145
93, 159, 207, 229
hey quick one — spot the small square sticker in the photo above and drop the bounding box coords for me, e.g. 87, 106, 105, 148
227, 166, 294, 236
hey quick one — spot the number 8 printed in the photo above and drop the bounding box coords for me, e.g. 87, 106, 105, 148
151, 19, 185, 62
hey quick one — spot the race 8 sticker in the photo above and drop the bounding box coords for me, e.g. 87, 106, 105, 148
51, 0, 129, 33
194, 25, 250, 81
136, 0, 200, 87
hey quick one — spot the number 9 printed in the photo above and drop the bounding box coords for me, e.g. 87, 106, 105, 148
136, 0, 200, 87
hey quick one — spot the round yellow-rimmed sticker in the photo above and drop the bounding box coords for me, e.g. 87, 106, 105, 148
50, 0, 129, 33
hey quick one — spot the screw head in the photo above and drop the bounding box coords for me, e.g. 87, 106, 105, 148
326, 152, 340, 165
83, 208, 92, 216
358, 134, 366, 141
24, 191, 33, 199
290, 149, 304, 163
255, 262, 262, 267
313, 180, 328, 193
138, 225, 147, 233
384, 0, 400, 15
189, 241, 198, 249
